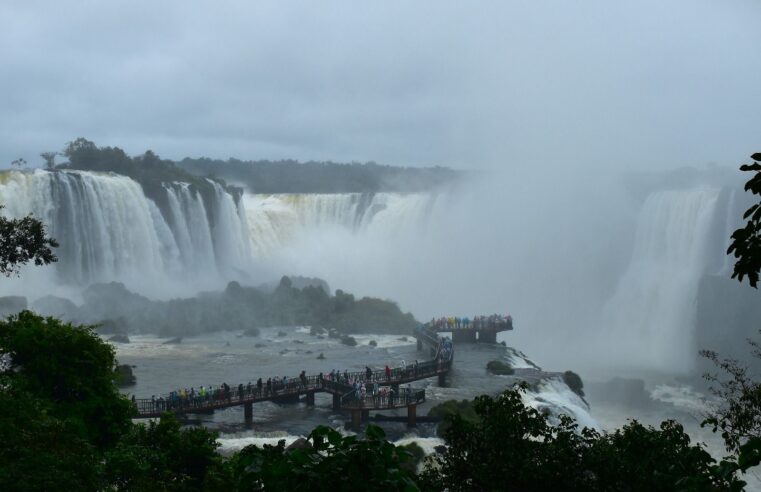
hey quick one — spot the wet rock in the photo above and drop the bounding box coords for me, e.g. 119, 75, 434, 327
242, 328, 260, 337
254, 343, 267, 348
368, 340, 378, 347
277, 330, 287, 337
317, 353, 326, 360
286, 437, 312, 451
434, 445, 447, 454
32, 295, 78, 319
310, 326, 326, 336
0, 296, 27, 317
340, 335, 357, 347
116, 364, 136, 387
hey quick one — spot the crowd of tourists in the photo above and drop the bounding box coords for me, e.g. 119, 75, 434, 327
428, 314, 513, 331
135, 331, 455, 414
344, 380, 420, 408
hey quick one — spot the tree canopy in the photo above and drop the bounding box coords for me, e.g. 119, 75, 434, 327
0, 206, 58, 276
727, 152, 761, 287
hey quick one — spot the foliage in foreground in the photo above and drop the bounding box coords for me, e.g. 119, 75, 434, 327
0, 311, 754, 491
0, 205, 57, 276
228, 425, 418, 491
420, 386, 744, 492
727, 152, 761, 287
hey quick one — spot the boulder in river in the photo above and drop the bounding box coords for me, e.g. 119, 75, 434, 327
116, 364, 136, 387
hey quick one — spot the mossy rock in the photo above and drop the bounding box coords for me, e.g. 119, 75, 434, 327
486, 360, 514, 375
400, 442, 425, 464
428, 399, 479, 437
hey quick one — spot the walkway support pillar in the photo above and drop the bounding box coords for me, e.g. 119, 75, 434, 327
478, 330, 497, 344
453, 330, 477, 343
438, 372, 447, 387
351, 410, 361, 430
244, 402, 253, 426
332, 394, 341, 411
407, 404, 417, 427
305, 392, 315, 406
417, 339, 423, 351
361, 409, 370, 422
392, 384, 399, 395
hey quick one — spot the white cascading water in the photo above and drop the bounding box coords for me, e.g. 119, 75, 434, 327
209, 181, 252, 276
0, 170, 434, 298
164, 182, 217, 276
0, 170, 252, 296
242, 192, 437, 256
601, 188, 721, 372
0, 170, 169, 287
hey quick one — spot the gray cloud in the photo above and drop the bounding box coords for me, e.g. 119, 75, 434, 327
1, 0, 760, 170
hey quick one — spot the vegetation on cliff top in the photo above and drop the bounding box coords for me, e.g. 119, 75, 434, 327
36, 275, 418, 336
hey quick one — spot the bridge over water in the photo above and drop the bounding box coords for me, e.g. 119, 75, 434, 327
132, 317, 505, 429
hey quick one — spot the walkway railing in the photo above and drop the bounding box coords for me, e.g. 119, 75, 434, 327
132, 323, 454, 418
340, 388, 426, 410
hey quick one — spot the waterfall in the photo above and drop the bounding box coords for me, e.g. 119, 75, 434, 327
208, 180, 252, 275
0, 169, 439, 301
0, 170, 169, 286
601, 188, 721, 372
242, 192, 436, 256
0, 170, 252, 294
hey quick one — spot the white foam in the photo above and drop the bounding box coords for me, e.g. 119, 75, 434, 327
522, 377, 599, 431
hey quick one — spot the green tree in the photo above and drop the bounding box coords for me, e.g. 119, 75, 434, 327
228, 424, 418, 491
727, 152, 761, 287
0, 206, 58, 276
0, 311, 134, 447
40, 151, 57, 170
420, 386, 743, 491
104, 413, 229, 491
0, 385, 104, 492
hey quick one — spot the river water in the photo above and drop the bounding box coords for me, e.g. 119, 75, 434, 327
114, 326, 592, 449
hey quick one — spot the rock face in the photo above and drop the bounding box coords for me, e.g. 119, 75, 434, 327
116, 364, 136, 387
587, 378, 653, 409
32, 295, 78, 319
0, 296, 27, 317
285, 438, 312, 451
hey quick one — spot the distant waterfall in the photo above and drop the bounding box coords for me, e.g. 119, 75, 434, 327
601, 188, 721, 372
242, 192, 437, 255
0, 170, 251, 292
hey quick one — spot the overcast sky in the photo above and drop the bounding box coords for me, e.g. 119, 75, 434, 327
1, 0, 760, 171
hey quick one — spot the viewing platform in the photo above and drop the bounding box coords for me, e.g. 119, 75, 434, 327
131, 315, 503, 429
425, 315, 513, 344
132, 323, 452, 429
